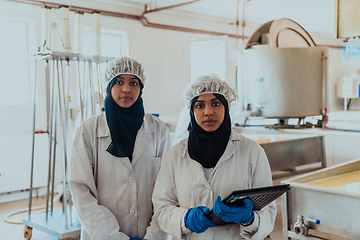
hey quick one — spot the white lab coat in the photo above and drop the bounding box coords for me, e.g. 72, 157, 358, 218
69, 112, 171, 240
152, 130, 276, 240
172, 105, 190, 146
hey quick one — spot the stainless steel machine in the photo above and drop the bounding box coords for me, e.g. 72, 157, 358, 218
241, 19, 329, 128
244, 47, 328, 119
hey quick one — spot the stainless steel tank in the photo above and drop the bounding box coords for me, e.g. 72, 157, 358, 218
244, 46, 328, 118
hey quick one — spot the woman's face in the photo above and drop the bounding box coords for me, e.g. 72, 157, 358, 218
193, 93, 225, 132
111, 74, 141, 108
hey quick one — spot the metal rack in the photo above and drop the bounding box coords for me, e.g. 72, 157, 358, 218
23, 51, 112, 240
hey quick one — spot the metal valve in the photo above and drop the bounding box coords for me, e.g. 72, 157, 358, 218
294, 215, 308, 236
294, 215, 321, 236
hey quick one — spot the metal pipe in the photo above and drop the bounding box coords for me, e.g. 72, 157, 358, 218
234, 0, 242, 108
7, 0, 247, 39
140, 0, 245, 39
73, 12, 84, 54
41, 6, 52, 51
240, 0, 251, 110
62, 62, 70, 217
64, 60, 71, 226
242, 0, 251, 48
88, 61, 96, 116
45, 59, 53, 221
322, 51, 328, 124
50, 91, 58, 216
64, 60, 70, 154
234, 0, 250, 110
96, 63, 103, 108
77, 60, 84, 122
45, 59, 50, 132
59, 6, 71, 52
83, 61, 89, 119
49, 59, 57, 216
68, 186, 73, 226
92, 12, 101, 56
60, 60, 69, 229
143, 0, 202, 14
28, 59, 38, 221
139, 15, 244, 39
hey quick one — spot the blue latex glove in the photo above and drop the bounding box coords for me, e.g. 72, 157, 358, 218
184, 206, 215, 233
213, 196, 254, 224
129, 238, 141, 240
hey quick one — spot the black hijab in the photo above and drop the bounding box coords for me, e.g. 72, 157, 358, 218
103, 76, 145, 161
187, 93, 232, 168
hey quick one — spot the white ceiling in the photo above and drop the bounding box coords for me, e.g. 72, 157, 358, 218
106, 0, 335, 35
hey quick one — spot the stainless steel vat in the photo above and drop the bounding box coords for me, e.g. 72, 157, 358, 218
281, 159, 360, 239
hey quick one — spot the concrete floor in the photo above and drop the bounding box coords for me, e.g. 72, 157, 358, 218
0, 195, 59, 240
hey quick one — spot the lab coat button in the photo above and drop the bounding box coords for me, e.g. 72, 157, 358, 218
130, 210, 135, 215
206, 186, 211, 190
129, 180, 134, 184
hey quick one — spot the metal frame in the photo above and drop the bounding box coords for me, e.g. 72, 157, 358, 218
25, 51, 111, 239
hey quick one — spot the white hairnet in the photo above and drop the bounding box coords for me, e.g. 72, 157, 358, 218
104, 57, 147, 88
183, 74, 236, 108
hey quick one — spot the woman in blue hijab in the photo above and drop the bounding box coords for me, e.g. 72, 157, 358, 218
69, 57, 171, 240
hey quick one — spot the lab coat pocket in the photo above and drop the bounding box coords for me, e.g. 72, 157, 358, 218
147, 157, 161, 188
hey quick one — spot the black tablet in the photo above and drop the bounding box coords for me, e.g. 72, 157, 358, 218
206, 184, 290, 226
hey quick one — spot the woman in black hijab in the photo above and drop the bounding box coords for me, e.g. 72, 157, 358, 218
69, 57, 171, 240
152, 74, 276, 240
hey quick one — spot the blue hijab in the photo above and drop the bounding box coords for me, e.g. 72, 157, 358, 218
103, 76, 145, 161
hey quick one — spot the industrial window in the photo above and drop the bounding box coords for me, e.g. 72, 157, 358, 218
81, 27, 129, 94
190, 36, 227, 81
0, 18, 35, 107
82, 27, 129, 58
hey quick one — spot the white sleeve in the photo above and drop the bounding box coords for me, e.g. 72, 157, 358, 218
172, 106, 190, 146
152, 152, 189, 240
69, 125, 130, 240
144, 123, 173, 240
158, 122, 172, 158
144, 216, 170, 240
240, 146, 277, 239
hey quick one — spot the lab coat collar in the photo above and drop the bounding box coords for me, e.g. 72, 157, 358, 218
97, 112, 157, 138
181, 130, 240, 186
97, 113, 157, 164
142, 114, 157, 134
214, 130, 239, 167
131, 115, 157, 164
180, 129, 241, 158
229, 129, 241, 141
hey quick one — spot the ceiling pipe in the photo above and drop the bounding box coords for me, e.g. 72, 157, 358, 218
7, 0, 247, 39
242, 0, 251, 111
139, 14, 244, 39
139, 0, 245, 39
139, 0, 246, 39
143, 0, 202, 14
8, 0, 142, 20
234, 0, 251, 111
241, 0, 251, 48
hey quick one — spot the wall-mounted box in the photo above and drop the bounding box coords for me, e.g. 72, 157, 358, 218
335, 0, 360, 39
